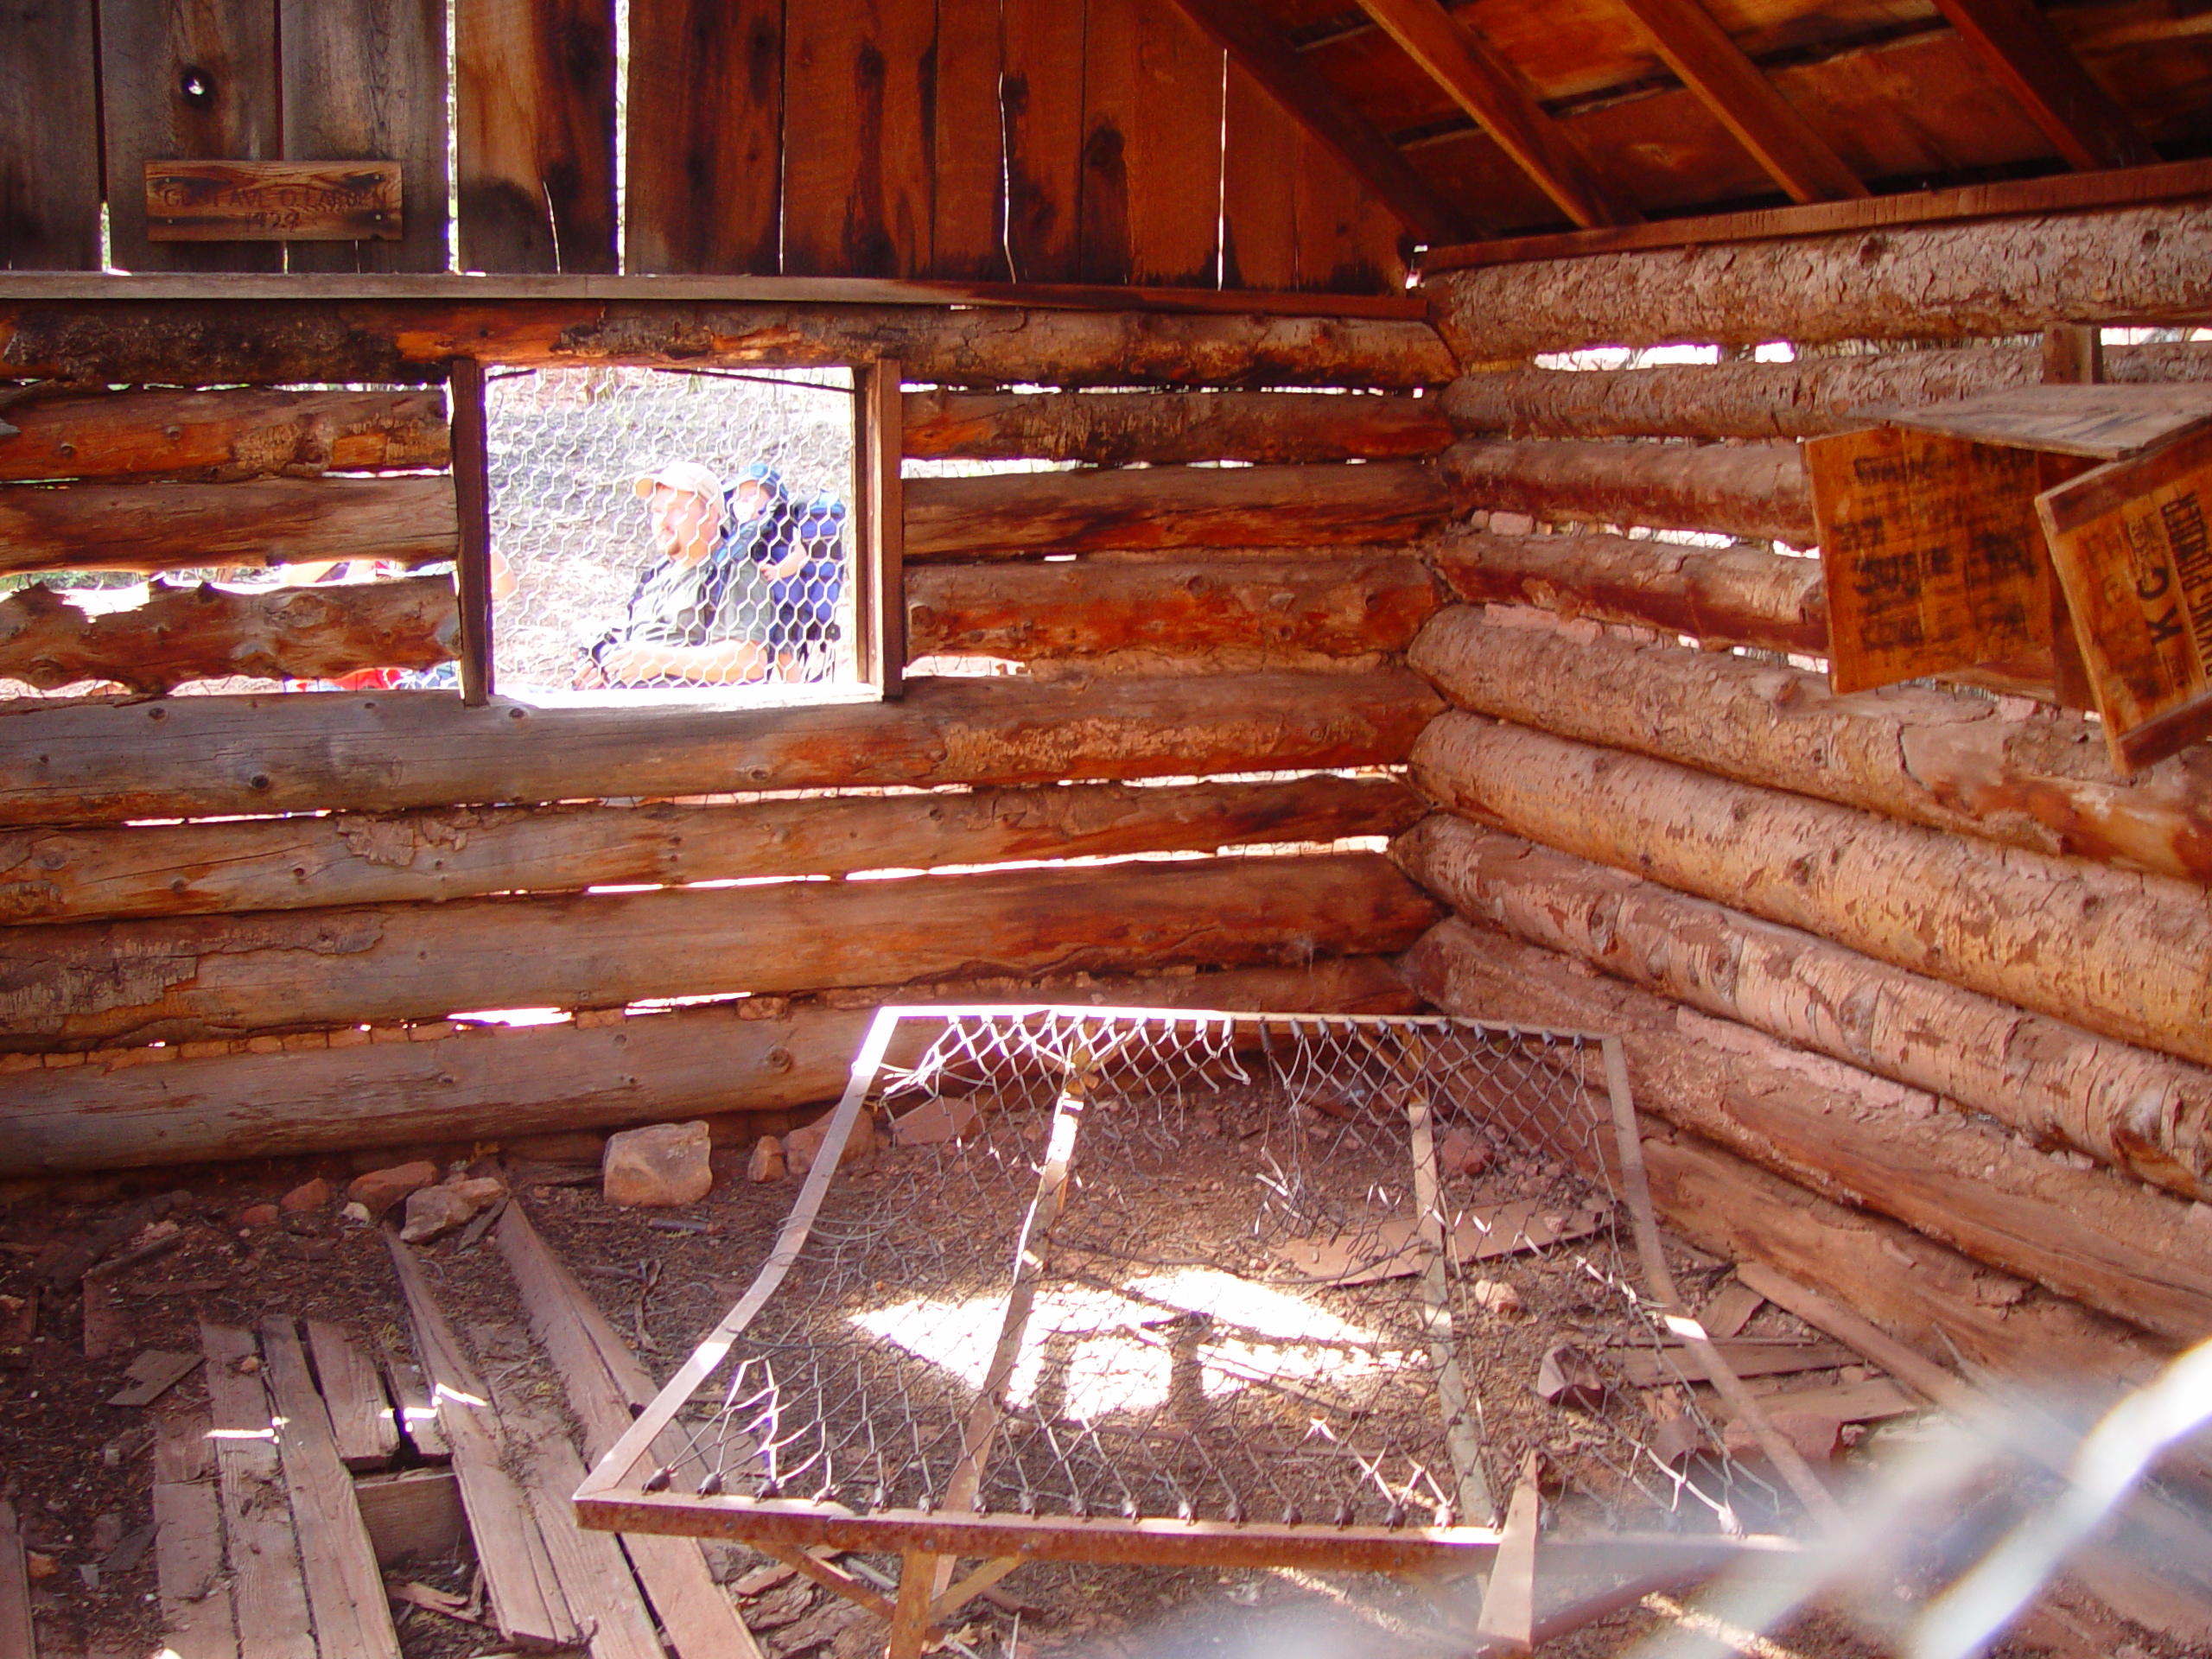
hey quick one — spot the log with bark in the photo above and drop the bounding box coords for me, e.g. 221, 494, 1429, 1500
0, 576, 458, 695
1409, 713, 2212, 1070
906, 556, 1440, 671
0, 388, 450, 482
1428, 530, 1823, 654
0, 852, 1440, 1051
1439, 341, 2212, 442
0, 775, 1421, 925
0, 476, 459, 577
904, 461, 1452, 558
1399, 916, 2212, 1347
0, 956, 1419, 1173
1395, 811, 2212, 1201
1429, 201, 2212, 359
1410, 605, 2212, 887
0, 668, 1440, 827
1439, 439, 1815, 544
0, 301, 1455, 391
901, 390, 1456, 464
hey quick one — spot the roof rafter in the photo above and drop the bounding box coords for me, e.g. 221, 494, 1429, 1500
1166, 0, 1476, 245
1352, 0, 1642, 230
1930, 0, 2157, 171
1611, 0, 1868, 204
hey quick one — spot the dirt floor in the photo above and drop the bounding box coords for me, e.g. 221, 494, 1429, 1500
0, 1145, 2196, 1659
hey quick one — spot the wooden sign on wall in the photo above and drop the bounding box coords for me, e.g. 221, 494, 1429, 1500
2038, 424, 2212, 773
1807, 425, 2048, 695
145, 161, 401, 241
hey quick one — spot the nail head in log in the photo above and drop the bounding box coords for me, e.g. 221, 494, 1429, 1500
0, 957, 1421, 1174
0, 669, 1441, 827
0, 300, 1456, 390
0, 853, 1440, 1050
1409, 605, 2212, 887
906, 556, 1440, 667
900, 390, 1457, 464
1439, 439, 1815, 545
0, 575, 459, 695
1428, 202, 2212, 360
1395, 811, 2212, 1201
903, 461, 1452, 559
0, 476, 460, 577
1428, 530, 1824, 654
1410, 712, 2212, 1070
0, 776, 1423, 925
0, 388, 451, 482
1400, 917, 2212, 1347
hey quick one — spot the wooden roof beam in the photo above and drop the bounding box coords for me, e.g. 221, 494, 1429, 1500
1353, 0, 1641, 230
1931, 0, 2157, 171
1167, 0, 1476, 245
1611, 0, 1867, 203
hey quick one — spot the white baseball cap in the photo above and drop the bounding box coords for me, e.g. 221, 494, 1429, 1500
632, 461, 724, 502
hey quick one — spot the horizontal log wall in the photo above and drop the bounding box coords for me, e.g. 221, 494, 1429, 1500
0, 387, 451, 481
902, 390, 1455, 464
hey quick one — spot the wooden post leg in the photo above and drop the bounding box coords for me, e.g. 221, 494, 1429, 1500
887, 1549, 938, 1659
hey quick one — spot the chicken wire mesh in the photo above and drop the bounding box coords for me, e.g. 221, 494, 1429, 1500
592, 1006, 1788, 1567
486, 365, 858, 700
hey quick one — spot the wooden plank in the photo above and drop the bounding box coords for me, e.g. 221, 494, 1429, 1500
197, 1323, 315, 1659
0, 1497, 30, 1659
0, 575, 460, 696
1471, 1476, 1537, 1655
0, 389, 450, 483
153, 1408, 215, 1486
906, 459, 1452, 557
931, 0, 1006, 281
144, 161, 403, 243
448, 357, 493, 705
624, 0, 783, 274
1221, 64, 1300, 293
1611, 0, 1865, 204
1698, 1279, 1764, 1342
1616, 1340, 1857, 1389
1878, 385, 2212, 462
455, 0, 619, 273
375, 1348, 448, 1460
106, 1350, 204, 1408
0, 958, 1420, 1176
1808, 426, 2048, 694
97, 0, 282, 273
1167, 0, 1463, 245
353, 1469, 466, 1567
1081, 0, 1225, 287
280, 0, 449, 273
2038, 424, 2212, 773
306, 1321, 400, 1471
257, 1318, 404, 1659
902, 389, 1452, 464
1930, 0, 2156, 172
1730, 1376, 1916, 1424
0, 0, 101, 270
150, 1480, 238, 1659
0, 666, 1439, 826
859, 357, 905, 697
1423, 156, 2212, 276
999, 0, 1088, 284
783, 0, 937, 278
0, 852, 1439, 1051
493, 1207, 769, 1659
1290, 119, 1406, 296
1353, 0, 1637, 231
0, 476, 460, 579
383, 1236, 578, 1648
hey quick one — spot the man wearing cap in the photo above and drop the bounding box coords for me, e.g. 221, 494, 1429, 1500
583, 461, 776, 686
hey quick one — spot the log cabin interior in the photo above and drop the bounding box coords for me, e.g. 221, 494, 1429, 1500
5, 2, 2212, 1656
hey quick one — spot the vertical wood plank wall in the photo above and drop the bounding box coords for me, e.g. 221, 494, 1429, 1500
0, 0, 1407, 292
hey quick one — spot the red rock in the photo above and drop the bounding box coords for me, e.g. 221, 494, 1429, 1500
785, 1112, 881, 1177
1437, 1127, 1494, 1177
604, 1122, 713, 1207
345, 1160, 440, 1218
238, 1203, 279, 1228
1724, 1409, 1847, 1466
891, 1096, 982, 1147
747, 1136, 787, 1183
280, 1178, 333, 1213
398, 1185, 474, 1244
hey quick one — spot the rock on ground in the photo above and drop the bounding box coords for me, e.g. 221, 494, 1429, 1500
346, 1160, 439, 1218
604, 1121, 714, 1207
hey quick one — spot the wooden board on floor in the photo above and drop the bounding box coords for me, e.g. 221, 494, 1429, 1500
257, 1318, 403, 1659
376, 1345, 449, 1460
1734, 1376, 1918, 1424
383, 1236, 577, 1649
1619, 1338, 1858, 1389
150, 1479, 237, 1659
1698, 1279, 1765, 1341
307, 1320, 400, 1471
198, 1323, 315, 1659
0, 1497, 33, 1659
353, 1469, 467, 1569
106, 1349, 202, 1408
2038, 423, 2212, 773
152, 1408, 213, 1485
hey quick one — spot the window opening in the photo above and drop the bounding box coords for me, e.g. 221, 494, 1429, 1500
484, 365, 863, 707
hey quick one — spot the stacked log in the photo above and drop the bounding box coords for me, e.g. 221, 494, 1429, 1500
1439, 439, 1814, 543
902, 389, 1454, 464
0, 387, 450, 481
